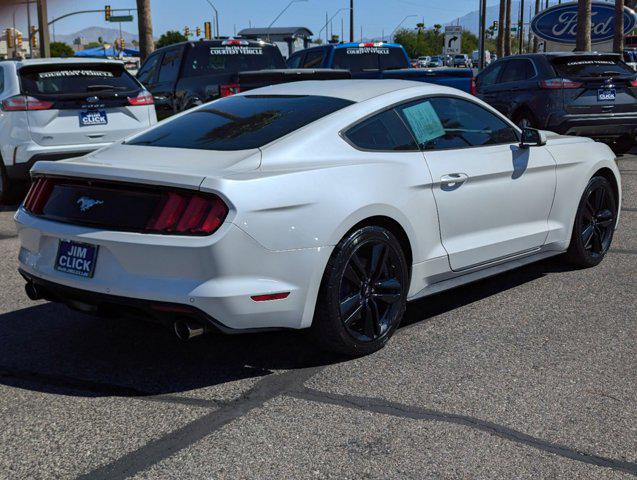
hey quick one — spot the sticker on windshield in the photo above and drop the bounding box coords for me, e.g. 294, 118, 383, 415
346, 47, 390, 55
210, 46, 263, 55
38, 70, 114, 79
402, 101, 445, 145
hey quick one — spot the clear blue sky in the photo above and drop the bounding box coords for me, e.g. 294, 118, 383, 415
1, 0, 496, 40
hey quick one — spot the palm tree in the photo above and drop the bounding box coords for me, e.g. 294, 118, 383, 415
614, 0, 625, 53
504, 0, 512, 56
533, 0, 541, 52
497, 0, 506, 57
136, 0, 154, 61
576, 0, 592, 51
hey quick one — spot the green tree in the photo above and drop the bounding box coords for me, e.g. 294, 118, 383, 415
86, 41, 102, 49
50, 41, 74, 57
156, 30, 187, 49
393, 27, 495, 58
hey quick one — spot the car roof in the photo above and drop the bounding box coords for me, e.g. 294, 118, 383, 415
506, 52, 621, 59
153, 38, 276, 53
10, 57, 125, 70
239, 79, 440, 102
333, 42, 403, 49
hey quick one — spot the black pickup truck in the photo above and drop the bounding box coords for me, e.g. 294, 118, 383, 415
136, 39, 350, 119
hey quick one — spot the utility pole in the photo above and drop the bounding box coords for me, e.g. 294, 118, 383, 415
504, 0, 512, 56
576, 0, 592, 51
136, 0, 154, 61
497, 0, 506, 58
36, 0, 50, 58
478, 0, 487, 69
518, 0, 525, 54
350, 0, 354, 42
614, 0, 625, 53
533, 0, 540, 52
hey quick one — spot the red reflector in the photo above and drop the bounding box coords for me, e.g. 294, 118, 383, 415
251, 292, 290, 302
470, 77, 477, 96
128, 90, 154, 105
220, 83, 241, 97
150, 304, 196, 314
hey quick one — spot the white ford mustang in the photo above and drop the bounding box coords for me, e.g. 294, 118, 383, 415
15, 80, 621, 355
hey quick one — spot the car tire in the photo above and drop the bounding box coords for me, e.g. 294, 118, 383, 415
0, 161, 18, 206
564, 176, 617, 268
309, 226, 409, 356
610, 135, 634, 155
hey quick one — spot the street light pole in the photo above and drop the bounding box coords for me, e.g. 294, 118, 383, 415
317, 8, 348, 40
478, 0, 487, 69
390, 14, 417, 41
205, 0, 219, 38
350, 0, 354, 42
36, 0, 50, 58
268, 0, 307, 31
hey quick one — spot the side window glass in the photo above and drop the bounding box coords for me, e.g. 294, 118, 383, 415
137, 53, 161, 84
397, 97, 518, 150
345, 109, 417, 151
157, 49, 181, 83
477, 62, 503, 88
500, 59, 534, 82
287, 53, 304, 68
302, 50, 324, 68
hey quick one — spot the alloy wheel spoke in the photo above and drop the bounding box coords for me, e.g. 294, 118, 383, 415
343, 264, 363, 288
582, 224, 595, 248
596, 209, 614, 228
340, 292, 362, 319
350, 252, 368, 283
363, 303, 376, 339
594, 187, 606, 211
591, 228, 603, 253
343, 302, 363, 327
373, 278, 402, 304
370, 244, 389, 281
369, 299, 382, 336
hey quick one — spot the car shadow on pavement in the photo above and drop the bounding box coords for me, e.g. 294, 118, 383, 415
0, 257, 577, 399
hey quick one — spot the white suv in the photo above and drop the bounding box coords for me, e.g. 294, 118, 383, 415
0, 58, 157, 203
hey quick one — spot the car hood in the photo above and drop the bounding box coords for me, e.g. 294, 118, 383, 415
29, 143, 262, 190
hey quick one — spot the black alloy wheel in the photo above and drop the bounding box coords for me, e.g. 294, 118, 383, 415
311, 226, 409, 356
565, 176, 616, 267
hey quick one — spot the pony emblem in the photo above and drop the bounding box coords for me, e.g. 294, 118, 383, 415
77, 196, 104, 212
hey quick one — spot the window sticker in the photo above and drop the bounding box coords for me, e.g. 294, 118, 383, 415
346, 47, 390, 55
210, 46, 263, 55
38, 70, 114, 79
402, 101, 445, 145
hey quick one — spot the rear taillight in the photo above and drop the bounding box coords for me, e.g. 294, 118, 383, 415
470, 77, 477, 96
630, 79, 637, 87
23, 178, 54, 214
1, 95, 53, 111
539, 78, 583, 89
127, 90, 154, 106
145, 191, 228, 235
220, 83, 240, 97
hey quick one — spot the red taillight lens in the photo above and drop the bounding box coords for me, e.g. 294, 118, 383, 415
470, 77, 477, 96
1, 95, 53, 111
539, 78, 583, 89
23, 178, 54, 214
146, 192, 228, 235
630, 79, 637, 87
220, 83, 240, 97
127, 90, 154, 106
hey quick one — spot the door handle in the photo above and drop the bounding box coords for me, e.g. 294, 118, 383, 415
440, 173, 468, 189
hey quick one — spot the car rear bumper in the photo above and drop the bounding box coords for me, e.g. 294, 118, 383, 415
5, 142, 109, 181
14, 208, 332, 331
548, 112, 637, 138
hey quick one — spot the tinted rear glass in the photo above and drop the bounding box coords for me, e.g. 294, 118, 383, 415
20, 64, 139, 95
128, 94, 353, 151
551, 55, 634, 77
183, 44, 286, 77
332, 46, 406, 73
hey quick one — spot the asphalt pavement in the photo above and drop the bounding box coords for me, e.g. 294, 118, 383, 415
0, 153, 635, 479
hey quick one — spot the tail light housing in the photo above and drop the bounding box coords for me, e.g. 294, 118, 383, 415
127, 90, 154, 106
220, 83, 241, 97
539, 78, 583, 89
470, 77, 477, 96
1, 95, 53, 111
630, 79, 637, 87
23, 178, 54, 214
145, 191, 228, 235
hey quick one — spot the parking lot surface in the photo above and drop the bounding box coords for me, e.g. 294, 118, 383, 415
0, 154, 635, 479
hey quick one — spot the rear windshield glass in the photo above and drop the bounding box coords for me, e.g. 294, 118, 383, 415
551, 56, 634, 77
127, 94, 353, 151
332, 47, 406, 73
20, 64, 139, 95
183, 44, 286, 77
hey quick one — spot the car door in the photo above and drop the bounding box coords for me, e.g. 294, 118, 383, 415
396, 96, 557, 271
151, 46, 183, 119
476, 60, 507, 113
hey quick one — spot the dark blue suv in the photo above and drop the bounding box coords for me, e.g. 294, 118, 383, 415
287, 42, 410, 78
475, 52, 637, 153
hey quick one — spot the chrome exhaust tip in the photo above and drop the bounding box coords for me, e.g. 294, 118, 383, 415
173, 319, 205, 341
24, 282, 42, 301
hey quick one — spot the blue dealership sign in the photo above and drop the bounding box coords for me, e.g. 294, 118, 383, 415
531, 1, 637, 44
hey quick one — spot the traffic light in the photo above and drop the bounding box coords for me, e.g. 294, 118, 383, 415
196, 27, 201, 37
6, 29, 14, 49
184, 26, 190, 37
30, 26, 37, 48
16, 32, 23, 48
204, 22, 212, 40
105, 5, 111, 21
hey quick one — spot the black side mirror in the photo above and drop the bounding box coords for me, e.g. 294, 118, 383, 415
519, 127, 547, 148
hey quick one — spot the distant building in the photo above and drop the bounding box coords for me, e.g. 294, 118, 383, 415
237, 27, 313, 58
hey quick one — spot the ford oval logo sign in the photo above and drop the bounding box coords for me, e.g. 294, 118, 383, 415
531, 1, 637, 44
